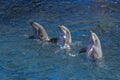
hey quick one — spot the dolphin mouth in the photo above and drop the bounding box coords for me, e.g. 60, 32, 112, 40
90, 30, 96, 43
58, 25, 63, 29
58, 25, 64, 32
89, 30, 94, 43
58, 25, 61, 27
90, 30, 94, 38
29, 20, 34, 25
90, 30, 93, 35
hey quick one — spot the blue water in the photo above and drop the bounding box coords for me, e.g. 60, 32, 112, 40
0, 0, 120, 80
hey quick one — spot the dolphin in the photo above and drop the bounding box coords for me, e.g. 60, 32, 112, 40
80, 30, 103, 61
28, 21, 50, 41
28, 22, 71, 48
57, 25, 72, 49
29, 21, 59, 43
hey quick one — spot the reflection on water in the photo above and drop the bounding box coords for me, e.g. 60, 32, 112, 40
0, 0, 120, 80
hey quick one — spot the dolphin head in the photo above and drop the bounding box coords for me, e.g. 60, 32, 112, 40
88, 30, 102, 60
58, 25, 68, 35
58, 25, 72, 43
90, 30, 99, 45
57, 25, 72, 48
29, 21, 49, 41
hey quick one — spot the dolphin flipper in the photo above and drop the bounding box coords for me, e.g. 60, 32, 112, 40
48, 38, 58, 43
57, 35, 65, 48
79, 47, 87, 53
87, 47, 94, 58
28, 35, 36, 39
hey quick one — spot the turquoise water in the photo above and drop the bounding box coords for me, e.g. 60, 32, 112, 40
0, 0, 120, 80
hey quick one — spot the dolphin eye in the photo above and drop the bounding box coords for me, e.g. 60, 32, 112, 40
66, 31, 69, 34
95, 40, 97, 42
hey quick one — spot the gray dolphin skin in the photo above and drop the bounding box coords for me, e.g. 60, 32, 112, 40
29, 21, 50, 41
87, 31, 103, 60
80, 31, 103, 61
57, 25, 72, 48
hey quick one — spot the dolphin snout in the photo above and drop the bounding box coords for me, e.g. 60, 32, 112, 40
58, 25, 61, 27
90, 30, 93, 34
58, 25, 65, 31
58, 25, 64, 28
58, 25, 61, 29
29, 20, 34, 25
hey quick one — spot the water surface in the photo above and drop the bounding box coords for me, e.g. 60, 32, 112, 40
0, 0, 120, 80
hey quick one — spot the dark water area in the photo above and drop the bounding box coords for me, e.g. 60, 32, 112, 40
0, 0, 120, 80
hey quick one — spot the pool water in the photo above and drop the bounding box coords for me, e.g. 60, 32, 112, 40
0, 0, 120, 80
